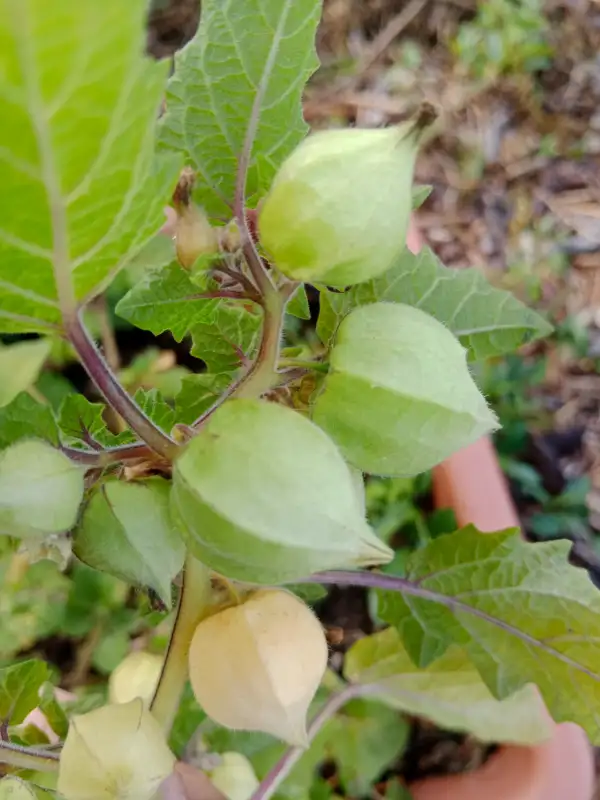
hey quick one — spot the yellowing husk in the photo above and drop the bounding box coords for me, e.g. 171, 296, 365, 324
57, 700, 175, 800
189, 589, 328, 745
175, 204, 218, 269
108, 651, 163, 707
208, 752, 259, 800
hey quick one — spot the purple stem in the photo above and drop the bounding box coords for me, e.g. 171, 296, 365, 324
250, 683, 373, 800
61, 442, 153, 466
65, 313, 179, 461
300, 570, 598, 682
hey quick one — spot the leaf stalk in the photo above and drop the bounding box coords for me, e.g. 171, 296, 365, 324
65, 313, 179, 462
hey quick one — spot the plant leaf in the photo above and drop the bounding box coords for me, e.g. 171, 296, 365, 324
0, 340, 51, 407
317, 247, 553, 359
191, 303, 262, 372
345, 627, 550, 744
286, 583, 327, 604
287, 285, 311, 321
411, 185, 433, 209
116, 262, 219, 342
0, 0, 180, 334
133, 388, 175, 434
168, 684, 208, 757
73, 478, 185, 605
0, 394, 59, 449
175, 372, 233, 425
57, 395, 135, 449
378, 526, 600, 743
158, 0, 321, 217
0, 660, 49, 725
125, 233, 176, 286
200, 691, 405, 800
324, 700, 409, 794
38, 682, 69, 739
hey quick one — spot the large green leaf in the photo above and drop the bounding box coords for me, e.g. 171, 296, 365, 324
317, 247, 552, 359
158, 0, 321, 217
116, 262, 219, 342
377, 526, 600, 743
345, 627, 550, 744
0, 660, 50, 725
0, 0, 180, 334
0, 340, 51, 407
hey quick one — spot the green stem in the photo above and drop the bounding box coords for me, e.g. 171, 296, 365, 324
235, 284, 288, 399
150, 555, 213, 734
0, 741, 60, 773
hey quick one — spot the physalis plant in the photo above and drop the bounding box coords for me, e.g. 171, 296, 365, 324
1, 2, 597, 800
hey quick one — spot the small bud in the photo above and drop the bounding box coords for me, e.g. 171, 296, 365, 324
171, 167, 219, 269
258, 108, 436, 288
312, 302, 498, 477
0, 440, 84, 540
208, 753, 259, 800
218, 220, 242, 252
171, 399, 392, 584
188, 589, 328, 745
175, 204, 219, 270
57, 700, 175, 800
108, 651, 163, 706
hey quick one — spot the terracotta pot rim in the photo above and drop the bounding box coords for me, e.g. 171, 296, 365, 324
412, 438, 595, 800
405, 222, 594, 800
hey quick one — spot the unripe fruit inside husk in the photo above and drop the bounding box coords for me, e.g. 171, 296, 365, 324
108, 650, 163, 707
258, 110, 434, 288
57, 699, 175, 800
188, 589, 328, 745
73, 477, 185, 606
312, 302, 498, 477
0, 439, 84, 540
171, 398, 392, 584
